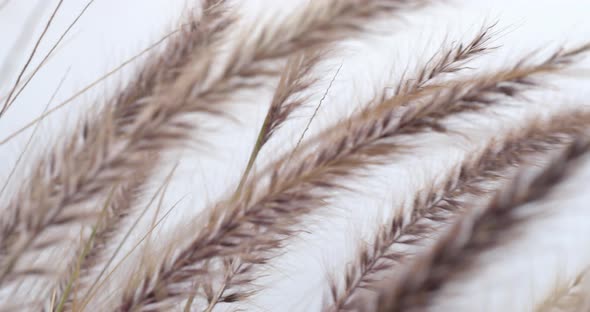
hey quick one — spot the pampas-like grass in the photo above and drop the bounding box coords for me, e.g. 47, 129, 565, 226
0, 0, 232, 290
536, 268, 590, 312
319, 44, 587, 309
115, 21, 497, 312
198, 51, 325, 312
323, 25, 498, 311
52, 169, 151, 311
91, 2, 433, 311
0, 0, 428, 301
390, 23, 497, 100
375, 112, 590, 311
236, 50, 324, 192
118, 31, 590, 312
3, 1, 590, 311
222, 41, 590, 281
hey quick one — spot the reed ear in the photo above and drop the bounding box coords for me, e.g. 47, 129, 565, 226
0, 0, 235, 309
3, 1, 590, 311
373, 112, 590, 312
93, 1, 434, 311
324, 25, 498, 311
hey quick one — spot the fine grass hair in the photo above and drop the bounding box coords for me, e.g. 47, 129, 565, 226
1, 1, 590, 311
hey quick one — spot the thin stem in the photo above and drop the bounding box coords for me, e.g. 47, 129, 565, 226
3, 0, 96, 114
0, 0, 63, 116
235, 112, 271, 195
0, 25, 180, 146
54, 186, 119, 312
204, 281, 229, 312
0, 68, 69, 198
79, 194, 187, 311
292, 62, 342, 156
79, 164, 179, 305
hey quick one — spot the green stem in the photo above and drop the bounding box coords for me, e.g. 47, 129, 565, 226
234, 110, 272, 196
55, 185, 118, 312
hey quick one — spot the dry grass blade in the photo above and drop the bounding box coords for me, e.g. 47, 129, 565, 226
334, 110, 590, 312
200, 51, 325, 311
73, 163, 179, 311
121, 38, 590, 312
236, 50, 323, 192
0, 0, 232, 289
292, 61, 343, 156
235, 43, 590, 311
0, 24, 182, 146
0, 2, 428, 293
0, 0, 50, 88
52, 186, 120, 312
240, 0, 430, 62
536, 269, 590, 312
0, 0, 63, 117
224, 42, 590, 273
1, 0, 95, 116
78, 191, 188, 312
109, 2, 433, 310
201, 258, 258, 312
392, 23, 498, 98
0, 68, 69, 198
260, 51, 323, 151
322, 27, 498, 310
263, 23, 500, 178
378, 116, 590, 312
52, 171, 150, 312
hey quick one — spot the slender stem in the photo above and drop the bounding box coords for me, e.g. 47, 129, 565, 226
3, 0, 96, 114
55, 227, 96, 312
0, 68, 69, 198
204, 283, 228, 312
0, 0, 64, 116
332, 254, 381, 311
292, 62, 342, 156
0, 25, 180, 146
184, 294, 196, 312
79, 165, 178, 306
200, 111, 271, 309
235, 110, 272, 195
55, 185, 118, 312
204, 262, 241, 312
188, 108, 270, 308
